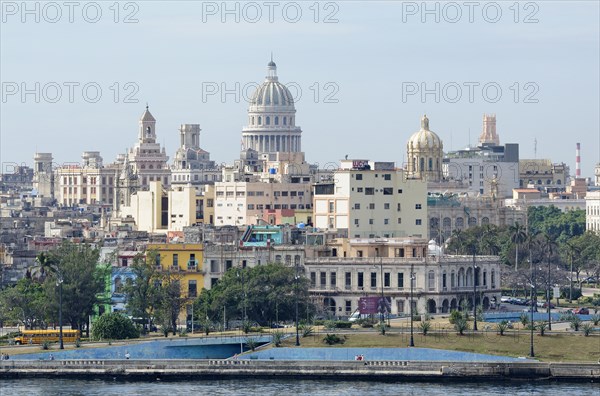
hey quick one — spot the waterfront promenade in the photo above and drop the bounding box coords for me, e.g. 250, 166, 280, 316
1, 358, 599, 381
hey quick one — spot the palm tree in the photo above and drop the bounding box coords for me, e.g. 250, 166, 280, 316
510, 223, 527, 271
540, 233, 558, 330
35, 252, 64, 349
563, 241, 580, 303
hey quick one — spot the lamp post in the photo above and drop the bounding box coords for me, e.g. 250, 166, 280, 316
295, 260, 300, 346
472, 249, 478, 332
379, 256, 385, 336
547, 261, 552, 331
57, 273, 64, 350
529, 264, 535, 358
409, 263, 415, 347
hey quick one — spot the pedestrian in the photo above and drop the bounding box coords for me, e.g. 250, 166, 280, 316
125, 351, 130, 360
49, 354, 54, 361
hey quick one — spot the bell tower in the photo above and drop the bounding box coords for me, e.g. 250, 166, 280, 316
139, 105, 157, 143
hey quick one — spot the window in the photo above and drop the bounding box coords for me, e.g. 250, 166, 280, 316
397, 203, 401, 211
398, 218, 402, 224
442, 273, 447, 289
357, 272, 364, 288
357, 250, 363, 257
365, 188, 374, 195
384, 272, 390, 287
383, 174, 391, 180
384, 219, 389, 225
210, 260, 219, 273
428, 271, 435, 291
369, 219, 374, 225
345, 272, 351, 289
416, 219, 422, 225
354, 219, 359, 225
398, 273, 404, 288
310, 272, 316, 287
354, 203, 360, 210
397, 189, 403, 194
330, 272, 337, 287
356, 174, 363, 180
370, 272, 377, 288
369, 203, 375, 209
415, 204, 422, 209
345, 300, 352, 313
383, 187, 393, 195
357, 187, 363, 192
329, 201, 334, 213
188, 280, 197, 298
320, 272, 326, 287
384, 203, 390, 209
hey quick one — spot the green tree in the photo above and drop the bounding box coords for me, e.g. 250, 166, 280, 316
39, 242, 106, 335
92, 312, 140, 340
156, 269, 185, 335
0, 278, 48, 329
123, 251, 162, 334
196, 263, 313, 327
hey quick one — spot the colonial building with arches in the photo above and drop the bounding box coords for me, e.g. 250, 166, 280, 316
303, 237, 501, 317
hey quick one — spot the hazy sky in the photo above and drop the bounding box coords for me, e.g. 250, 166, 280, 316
1, 1, 599, 177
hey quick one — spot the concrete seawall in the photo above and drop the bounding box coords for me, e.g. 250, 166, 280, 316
1, 360, 599, 381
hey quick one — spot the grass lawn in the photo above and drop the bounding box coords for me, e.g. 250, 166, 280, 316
281, 330, 600, 362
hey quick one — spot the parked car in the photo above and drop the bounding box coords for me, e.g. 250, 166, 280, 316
500, 296, 512, 303
572, 307, 589, 315
542, 302, 556, 309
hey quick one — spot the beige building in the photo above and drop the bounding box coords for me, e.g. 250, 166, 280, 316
519, 159, 568, 190
313, 159, 427, 238
406, 115, 443, 182
304, 237, 501, 317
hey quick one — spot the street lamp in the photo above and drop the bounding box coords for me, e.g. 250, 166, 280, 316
56, 273, 64, 350
472, 249, 478, 332
378, 256, 385, 335
295, 260, 300, 346
409, 263, 415, 347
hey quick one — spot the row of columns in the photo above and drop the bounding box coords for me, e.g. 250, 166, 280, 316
245, 134, 301, 153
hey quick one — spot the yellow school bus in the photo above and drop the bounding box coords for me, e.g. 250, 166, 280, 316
14, 329, 80, 345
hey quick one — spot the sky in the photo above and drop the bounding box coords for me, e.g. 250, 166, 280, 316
1, 1, 599, 178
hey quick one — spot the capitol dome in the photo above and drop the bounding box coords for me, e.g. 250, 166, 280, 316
242, 60, 302, 154
406, 115, 444, 182
249, 61, 295, 109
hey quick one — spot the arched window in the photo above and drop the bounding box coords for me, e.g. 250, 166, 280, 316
258, 116, 262, 125
283, 117, 287, 125
557, 179, 561, 185
114, 277, 123, 293
146, 126, 152, 136
468, 217, 477, 226
481, 217, 489, 225
428, 158, 433, 171
275, 116, 279, 125
149, 164, 154, 170
451, 271, 455, 288
456, 217, 464, 228
266, 116, 270, 125
251, 116, 254, 125
420, 158, 425, 172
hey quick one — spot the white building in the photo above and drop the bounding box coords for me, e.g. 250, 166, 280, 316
241, 60, 302, 155
313, 159, 428, 238
585, 191, 600, 233
171, 124, 221, 189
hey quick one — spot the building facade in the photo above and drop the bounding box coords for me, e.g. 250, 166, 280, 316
313, 159, 428, 238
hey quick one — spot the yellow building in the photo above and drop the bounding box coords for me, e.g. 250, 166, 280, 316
147, 243, 204, 322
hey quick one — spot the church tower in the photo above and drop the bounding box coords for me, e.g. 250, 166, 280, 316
478, 114, 500, 146
139, 105, 157, 144
406, 115, 444, 182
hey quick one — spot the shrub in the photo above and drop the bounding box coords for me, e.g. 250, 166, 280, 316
591, 314, 600, 326
245, 338, 258, 351
202, 319, 212, 336
92, 313, 140, 341
581, 323, 594, 337
496, 321, 508, 336
454, 318, 469, 335
449, 310, 462, 325
299, 324, 314, 338
313, 320, 325, 326
41, 341, 50, 350
569, 316, 582, 331
561, 287, 582, 300
178, 328, 188, 337
536, 321, 548, 336
75, 338, 81, 348
272, 331, 284, 347
334, 321, 353, 329
322, 333, 346, 345
160, 325, 170, 338
242, 321, 252, 334
519, 313, 530, 326
357, 318, 377, 328
420, 321, 431, 336
323, 320, 336, 330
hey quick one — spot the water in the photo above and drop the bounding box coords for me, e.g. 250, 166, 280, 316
0, 378, 598, 396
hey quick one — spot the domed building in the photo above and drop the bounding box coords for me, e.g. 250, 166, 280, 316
406, 115, 443, 182
241, 60, 302, 154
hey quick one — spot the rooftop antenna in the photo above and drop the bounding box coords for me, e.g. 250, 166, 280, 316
534, 138, 537, 158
